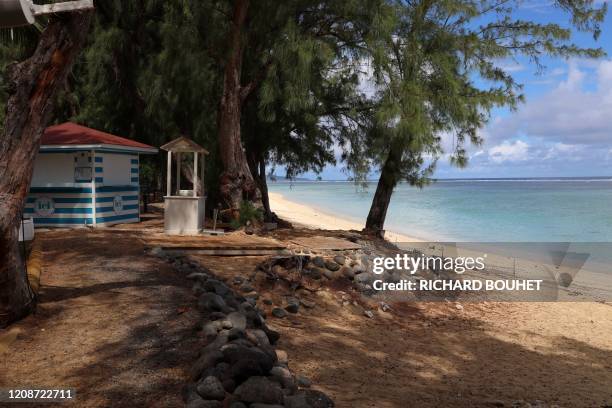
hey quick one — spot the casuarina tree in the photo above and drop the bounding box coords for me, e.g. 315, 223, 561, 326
361, 0, 606, 237
0, 12, 93, 328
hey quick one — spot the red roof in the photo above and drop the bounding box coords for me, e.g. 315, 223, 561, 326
42, 122, 155, 150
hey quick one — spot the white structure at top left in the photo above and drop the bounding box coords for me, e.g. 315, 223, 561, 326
0, 0, 94, 28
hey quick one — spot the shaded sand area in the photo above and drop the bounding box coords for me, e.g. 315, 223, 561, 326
0, 227, 201, 407
1, 218, 611, 407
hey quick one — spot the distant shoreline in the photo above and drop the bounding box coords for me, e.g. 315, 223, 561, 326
268, 176, 612, 182
268, 191, 423, 243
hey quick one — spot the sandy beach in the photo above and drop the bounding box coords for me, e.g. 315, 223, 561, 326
270, 191, 612, 301
269, 191, 421, 242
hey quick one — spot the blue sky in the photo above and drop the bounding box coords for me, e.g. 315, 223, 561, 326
289, 1, 612, 180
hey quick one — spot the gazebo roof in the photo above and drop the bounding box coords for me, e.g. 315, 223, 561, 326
160, 136, 209, 154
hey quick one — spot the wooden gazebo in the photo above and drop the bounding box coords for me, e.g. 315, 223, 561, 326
160, 137, 209, 235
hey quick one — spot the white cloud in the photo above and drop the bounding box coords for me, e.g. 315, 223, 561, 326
486, 59, 612, 146
488, 140, 529, 163
498, 60, 525, 73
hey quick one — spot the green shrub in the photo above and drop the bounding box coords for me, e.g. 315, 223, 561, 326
230, 200, 263, 229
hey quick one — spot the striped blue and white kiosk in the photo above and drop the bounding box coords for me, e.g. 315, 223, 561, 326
26, 122, 158, 227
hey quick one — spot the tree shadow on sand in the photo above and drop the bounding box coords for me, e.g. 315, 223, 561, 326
2, 229, 202, 408
274, 303, 612, 408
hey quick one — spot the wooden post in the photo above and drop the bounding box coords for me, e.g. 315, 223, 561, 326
176, 152, 181, 195
193, 152, 198, 197
200, 153, 205, 197
166, 151, 172, 196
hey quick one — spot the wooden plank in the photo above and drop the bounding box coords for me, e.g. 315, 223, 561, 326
289, 236, 362, 251
144, 233, 286, 250
160, 248, 291, 256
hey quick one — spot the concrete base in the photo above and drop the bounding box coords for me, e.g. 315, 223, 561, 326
164, 196, 205, 235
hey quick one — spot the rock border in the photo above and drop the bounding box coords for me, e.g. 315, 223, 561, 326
157, 251, 335, 408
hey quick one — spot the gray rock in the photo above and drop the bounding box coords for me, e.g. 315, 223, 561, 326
229, 402, 247, 408
226, 311, 247, 331
222, 380, 236, 394
193, 282, 205, 296
324, 260, 341, 272
245, 292, 260, 301
340, 266, 354, 279
263, 298, 273, 305
208, 311, 227, 321
188, 272, 208, 280
240, 301, 255, 312
296, 375, 311, 388
272, 307, 287, 318
352, 263, 366, 274
190, 350, 224, 381
186, 398, 222, 408
246, 329, 270, 347
250, 405, 284, 408
285, 298, 300, 314
222, 344, 276, 380
233, 376, 283, 405
228, 328, 246, 340
232, 276, 244, 285
275, 350, 289, 368
200, 362, 230, 383
196, 376, 226, 400
240, 283, 255, 293
333, 255, 346, 265
198, 293, 230, 313
354, 273, 372, 284
270, 365, 296, 390
202, 322, 220, 340
284, 390, 335, 408
558, 272, 573, 287
299, 298, 316, 309
220, 319, 233, 330
183, 383, 200, 403
230, 338, 254, 348
263, 325, 280, 344
312, 256, 326, 268
202, 330, 229, 354
363, 310, 374, 319
308, 267, 324, 280
204, 279, 231, 296
322, 269, 337, 280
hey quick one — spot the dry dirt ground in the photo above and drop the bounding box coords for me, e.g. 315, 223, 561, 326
1, 224, 612, 408
0, 228, 201, 407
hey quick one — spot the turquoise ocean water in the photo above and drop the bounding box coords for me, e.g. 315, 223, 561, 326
268, 178, 612, 242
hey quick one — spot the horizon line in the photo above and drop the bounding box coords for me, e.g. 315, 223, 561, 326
268, 175, 612, 182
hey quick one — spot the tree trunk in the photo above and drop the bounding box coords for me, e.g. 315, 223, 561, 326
247, 149, 272, 220
0, 12, 93, 328
218, 0, 261, 211
258, 159, 272, 219
364, 147, 402, 238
